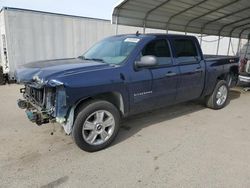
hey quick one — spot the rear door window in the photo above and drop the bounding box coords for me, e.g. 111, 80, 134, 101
173, 39, 199, 63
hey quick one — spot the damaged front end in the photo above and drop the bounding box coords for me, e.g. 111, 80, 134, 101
17, 79, 73, 134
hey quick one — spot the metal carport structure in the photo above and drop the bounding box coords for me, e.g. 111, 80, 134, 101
112, 0, 250, 55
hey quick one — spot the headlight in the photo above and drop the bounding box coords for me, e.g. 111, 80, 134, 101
48, 79, 64, 87
32, 75, 44, 84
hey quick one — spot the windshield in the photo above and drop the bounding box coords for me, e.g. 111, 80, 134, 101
82, 36, 140, 65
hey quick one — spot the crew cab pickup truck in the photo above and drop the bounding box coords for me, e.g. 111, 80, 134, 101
16, 34, 239, 152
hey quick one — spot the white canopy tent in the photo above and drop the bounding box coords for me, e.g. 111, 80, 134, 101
112, 0, 250, 55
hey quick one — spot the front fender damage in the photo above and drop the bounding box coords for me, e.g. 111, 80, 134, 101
48, 81, 75, 135
18, 79, 75, 135
59, 107, 75, 135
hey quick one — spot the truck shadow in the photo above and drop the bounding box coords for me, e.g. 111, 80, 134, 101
114, 90, 241, 145
228, 89, 242, 101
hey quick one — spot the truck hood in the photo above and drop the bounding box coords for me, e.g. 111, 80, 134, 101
15, 58, 111, 85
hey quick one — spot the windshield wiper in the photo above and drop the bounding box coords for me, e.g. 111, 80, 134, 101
85, 58, 106, 63
79, 56, 106, 63
85, 58, 105, 63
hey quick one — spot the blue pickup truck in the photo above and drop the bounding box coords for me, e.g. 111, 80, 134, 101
16, 34, 239, 152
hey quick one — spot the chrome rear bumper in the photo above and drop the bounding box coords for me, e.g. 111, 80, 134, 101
239, 75, 250, 83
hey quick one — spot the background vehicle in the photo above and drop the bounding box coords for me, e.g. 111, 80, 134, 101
238, 36, 250, 89
16, 34, 239, 152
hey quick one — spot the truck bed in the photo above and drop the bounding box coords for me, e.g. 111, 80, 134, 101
201, 54, 239, 97
204, 54, 239, 61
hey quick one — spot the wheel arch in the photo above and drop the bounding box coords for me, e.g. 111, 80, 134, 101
74, 92, 125, 118
229, 65, 239, 75
62, 91, 126, 135
216, 65, 239, 87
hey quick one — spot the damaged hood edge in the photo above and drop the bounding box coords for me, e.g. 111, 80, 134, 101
15, 58, 111, 86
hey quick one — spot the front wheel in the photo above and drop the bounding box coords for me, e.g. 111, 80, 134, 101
205, 80, 229, 110
72, 100, 121, 152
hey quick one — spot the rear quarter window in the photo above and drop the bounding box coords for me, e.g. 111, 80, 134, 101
173, 39, 199, 63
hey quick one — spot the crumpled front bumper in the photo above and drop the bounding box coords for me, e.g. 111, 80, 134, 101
17, 84, 74, 134
17, 99, 50, 125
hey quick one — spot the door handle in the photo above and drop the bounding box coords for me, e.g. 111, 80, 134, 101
194, 67, 202, 72
165, 72, 177, 77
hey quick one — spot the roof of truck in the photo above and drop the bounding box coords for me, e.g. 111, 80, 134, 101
116, 33, 196, 38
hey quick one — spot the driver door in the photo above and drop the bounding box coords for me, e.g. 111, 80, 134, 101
145, 38, 179, 108
129, 38, 179, 114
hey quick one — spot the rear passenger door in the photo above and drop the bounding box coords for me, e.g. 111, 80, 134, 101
172, 38, 205, 102
142, 38, 179, 108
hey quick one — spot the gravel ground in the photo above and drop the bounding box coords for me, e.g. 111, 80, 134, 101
0, 84, 250, 188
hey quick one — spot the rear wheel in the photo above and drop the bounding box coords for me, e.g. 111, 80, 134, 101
206, 80, 229, 110
72, 100, 120, 152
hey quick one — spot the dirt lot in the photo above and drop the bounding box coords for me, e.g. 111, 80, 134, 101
0, 84, 250, 188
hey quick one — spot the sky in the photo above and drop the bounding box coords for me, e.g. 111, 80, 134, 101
0, 0, 121, 20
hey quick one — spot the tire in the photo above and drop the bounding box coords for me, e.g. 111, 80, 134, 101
226, 73, 233, 87
226, 72, 238, 88
72, 100, 121, 152
205, 80, 229, 110
0, 66, 5, 85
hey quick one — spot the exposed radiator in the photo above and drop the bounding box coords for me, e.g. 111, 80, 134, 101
24, 86, 44, 106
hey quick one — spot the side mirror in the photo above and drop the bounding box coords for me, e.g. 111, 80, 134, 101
135, 55, 157, 68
